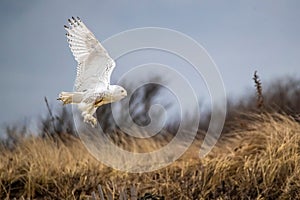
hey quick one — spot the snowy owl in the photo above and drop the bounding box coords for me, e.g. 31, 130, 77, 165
57, 17, 127, 127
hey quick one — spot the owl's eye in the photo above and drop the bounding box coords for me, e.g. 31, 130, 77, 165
121, 90, 124, 93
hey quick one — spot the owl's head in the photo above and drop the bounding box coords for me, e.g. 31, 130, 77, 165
110, 85, 127, 101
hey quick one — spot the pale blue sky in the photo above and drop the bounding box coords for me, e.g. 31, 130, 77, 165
0, 0, 299, 127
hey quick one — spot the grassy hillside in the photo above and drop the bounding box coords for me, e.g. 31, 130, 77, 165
1, 113, 300, 199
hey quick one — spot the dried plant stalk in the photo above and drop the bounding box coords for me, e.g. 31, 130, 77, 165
253, 71, 264, 110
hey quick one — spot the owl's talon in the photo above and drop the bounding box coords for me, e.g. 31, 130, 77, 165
83, 114, 97, 127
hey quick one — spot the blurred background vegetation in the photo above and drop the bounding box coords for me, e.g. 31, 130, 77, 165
2, 73, 299, 149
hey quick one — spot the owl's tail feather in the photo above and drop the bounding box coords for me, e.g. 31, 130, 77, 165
57, 92, 83, 105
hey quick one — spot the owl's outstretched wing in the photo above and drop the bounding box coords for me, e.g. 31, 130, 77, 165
64, 17, 115, 92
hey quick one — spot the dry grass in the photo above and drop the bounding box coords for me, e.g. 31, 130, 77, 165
1, 113, 300, 199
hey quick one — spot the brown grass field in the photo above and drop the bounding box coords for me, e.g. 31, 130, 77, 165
1, 113, 300, 199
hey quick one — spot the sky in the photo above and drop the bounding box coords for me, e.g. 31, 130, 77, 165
0, 0, 299, 129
